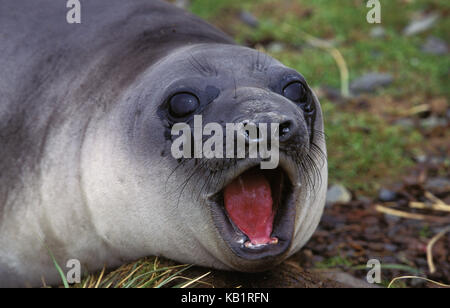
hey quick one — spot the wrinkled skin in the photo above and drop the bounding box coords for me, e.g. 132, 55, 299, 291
0, 0, 327, 287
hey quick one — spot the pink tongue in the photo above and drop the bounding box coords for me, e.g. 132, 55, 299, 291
224, 170, 274, 245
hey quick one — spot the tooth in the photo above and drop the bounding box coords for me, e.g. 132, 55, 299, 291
244, 241, 252, 248
270, 237, 278, 244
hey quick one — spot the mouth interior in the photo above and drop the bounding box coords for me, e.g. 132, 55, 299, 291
223, 167, 284, 246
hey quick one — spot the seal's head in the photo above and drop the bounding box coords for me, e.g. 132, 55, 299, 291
84, 43, 327, 272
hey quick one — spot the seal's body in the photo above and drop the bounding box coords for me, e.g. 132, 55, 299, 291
0, 0, 327, 287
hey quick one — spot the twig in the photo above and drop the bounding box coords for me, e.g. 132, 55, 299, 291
395, 104, 429, 116
409, 201, 450, 213
388, 275, 450, 288
406, 104, 430, 116
426, 226, 450, 274
425, 191, 450, 207
375, 205, 448, 223
408, 192, 450, 212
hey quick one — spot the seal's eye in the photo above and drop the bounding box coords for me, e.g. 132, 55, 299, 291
169, 92, 199, 117
282, 81, 307, 103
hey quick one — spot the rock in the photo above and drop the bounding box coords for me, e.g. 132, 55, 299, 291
174, 0, 190, 9
394, 118, 415, 128
319, 270, 380, 288
319, 86, 344, 102
415, 154, 427, 163
422, 36, 448, 55
384, 243, 398, 252
378, 188, 397, 202
420, 116, 447, 129
429, 156, 446, 165
403, 13, 439, 36
385, 213, 401, 223
266, 42, 285, 53
370, 26, 386, 38
370, 50, 383, 59
425, 177, 450, 194
350, 73, 393, 94
239, 10, 259, 28
326, 184, 352, 205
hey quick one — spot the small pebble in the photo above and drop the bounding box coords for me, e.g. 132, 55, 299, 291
422, 36, 448, 55
239, 10, 259, 28
370, 26, 386, 38
378, 188, 397, 202
326, 184, 352, 205
403, 13, 439, 36
350, 73, 393, 94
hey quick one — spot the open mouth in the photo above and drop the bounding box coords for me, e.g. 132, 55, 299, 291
209, 165, 297, 261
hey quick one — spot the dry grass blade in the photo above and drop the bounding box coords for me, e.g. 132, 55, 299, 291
375, 205, 448, 223
87, 276, 97, 288
409, 201, 450, 212
71, 260, 192, 288
424, 192, 447, 205
179, 271, 211, 288
136, 270, 171, 288
409, 192, 450, 213
94, 265, 106, 288
426, 226, 450, 274
303, 35, 349, 98
400, 104, 430, 116
160, 274, 214, 288
116, 263, 145, 288
282, 24, 350, 98
388, 275, 450, 288
41, 277, 48, 288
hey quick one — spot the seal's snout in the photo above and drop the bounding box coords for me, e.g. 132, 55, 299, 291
238, 112, 304, 147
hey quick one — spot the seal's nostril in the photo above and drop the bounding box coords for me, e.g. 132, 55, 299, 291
278, 120, 298, 143
279, 120, 292, 137
242, 121, 261, 142
241, 118, 297, 143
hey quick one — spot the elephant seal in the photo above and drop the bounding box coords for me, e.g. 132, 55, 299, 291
0, 0, 327, 287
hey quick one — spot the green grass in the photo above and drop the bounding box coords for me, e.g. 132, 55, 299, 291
315, 255, 353, 269
47, 247, 70, 288
323, 100, 422, 193
191, 0, 450, 98
188, 0, 448, 194
419, 224, 432, 239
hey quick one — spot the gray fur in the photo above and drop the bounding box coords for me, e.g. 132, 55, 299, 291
0, 0, 327, 287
